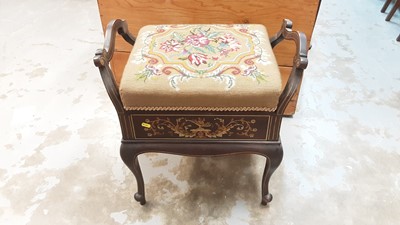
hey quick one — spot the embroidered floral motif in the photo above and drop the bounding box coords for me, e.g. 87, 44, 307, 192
134, 25, 270, 90
156, 27, 242, 67
188, 53, 208, 66
160, 39, 181, 52
185, 33, 210, 47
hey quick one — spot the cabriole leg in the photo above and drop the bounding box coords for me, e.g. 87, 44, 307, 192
120, 143, 146, 205
261, 144, 283, 205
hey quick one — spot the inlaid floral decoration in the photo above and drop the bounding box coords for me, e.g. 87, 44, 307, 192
142, 117, 258, 138
133, 25, 271, 90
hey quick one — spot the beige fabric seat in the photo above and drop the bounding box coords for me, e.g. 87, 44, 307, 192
120, 24, 282, 111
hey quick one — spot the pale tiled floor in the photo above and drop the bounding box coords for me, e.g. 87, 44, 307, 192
0, 0, 399, 224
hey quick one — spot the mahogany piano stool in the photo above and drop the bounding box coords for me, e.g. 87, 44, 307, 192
93, 19, 308, 205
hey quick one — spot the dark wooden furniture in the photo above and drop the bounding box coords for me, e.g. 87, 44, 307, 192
381, 0, 393, 13
93, 19, 308, 205
381, 0, 400, 41
382, 0, 400, 21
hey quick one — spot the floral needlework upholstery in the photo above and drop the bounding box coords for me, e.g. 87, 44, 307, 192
120, 24, 282, 111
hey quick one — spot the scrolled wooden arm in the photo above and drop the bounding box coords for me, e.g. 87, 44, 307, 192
93, 19, 136, 116
270, 19, 309, 115
94, 19, 136, 67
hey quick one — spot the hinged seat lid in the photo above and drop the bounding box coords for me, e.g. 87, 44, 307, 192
120, 24, 282, 111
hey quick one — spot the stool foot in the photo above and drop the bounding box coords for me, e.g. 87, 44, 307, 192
134, 192, 146, 205
261, 194, 273, 205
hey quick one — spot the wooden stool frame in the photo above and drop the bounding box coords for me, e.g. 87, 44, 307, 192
93, 19, 308, 206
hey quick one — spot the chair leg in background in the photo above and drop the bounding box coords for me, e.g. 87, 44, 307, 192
382, 0, 393, 13
385, 0, 400, 21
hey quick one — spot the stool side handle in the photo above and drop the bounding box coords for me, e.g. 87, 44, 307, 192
270, 19, 308, 115
270, 19, 308, 67
94, 19, 136, 66
93, 19, 136, 114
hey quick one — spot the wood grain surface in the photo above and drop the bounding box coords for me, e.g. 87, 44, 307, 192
97, 0, 319, 67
